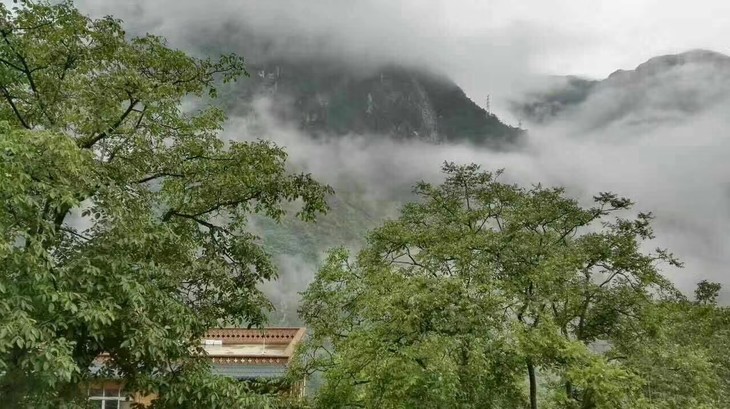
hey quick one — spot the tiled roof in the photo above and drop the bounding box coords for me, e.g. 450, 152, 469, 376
204, 327, 306, 360
91, 327, 307, 381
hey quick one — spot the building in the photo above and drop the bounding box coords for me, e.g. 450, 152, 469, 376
88, 327, 307, 408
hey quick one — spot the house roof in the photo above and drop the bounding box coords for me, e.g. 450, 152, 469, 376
203, 327, 306, 366
92, 327, 307, 380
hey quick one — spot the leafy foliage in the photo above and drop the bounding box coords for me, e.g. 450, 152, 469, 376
0, 1, 330, 407
619, 283, 730, 408
294, 163, 725, 409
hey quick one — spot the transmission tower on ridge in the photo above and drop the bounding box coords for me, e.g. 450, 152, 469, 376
485, 95, 491, 114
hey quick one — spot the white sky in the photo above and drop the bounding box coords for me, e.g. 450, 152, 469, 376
74, 0, 730, 121
75, 0, 730, 78
72, 0, 730, 299
424, 0, 730, 77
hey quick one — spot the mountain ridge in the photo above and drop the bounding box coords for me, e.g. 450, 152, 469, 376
511, 49, 730, 125
220, 59, 524, 149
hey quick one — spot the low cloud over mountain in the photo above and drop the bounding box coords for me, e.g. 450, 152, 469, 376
74, 1, 730, 312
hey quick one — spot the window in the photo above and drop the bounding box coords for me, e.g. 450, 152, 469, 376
88, 383, 131, 409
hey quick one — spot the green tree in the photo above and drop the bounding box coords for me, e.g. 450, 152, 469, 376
295, 163, 699, 409
0, 1, 331, 407
694, 280, 722, 305
618, 281, 729, 408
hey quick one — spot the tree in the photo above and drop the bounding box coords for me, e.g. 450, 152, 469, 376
294, 247, 526, 409
294, 163, 700, 409
618, 281, 729, 408
0, 1, 331, 407
695, 280, 722, 305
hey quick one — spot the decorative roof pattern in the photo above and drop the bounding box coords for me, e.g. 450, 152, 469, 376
204, 327, 304, 346
204, 327, 306, 360
209, 356, 289, 365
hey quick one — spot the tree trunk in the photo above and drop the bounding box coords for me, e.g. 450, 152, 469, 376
581, 388, 596, 409
527, 358, 537, 409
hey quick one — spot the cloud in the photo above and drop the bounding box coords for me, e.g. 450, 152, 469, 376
73, 0, 580, 121
74, 0, 730, 120
223, 83, 730, 315
529, 107, 730, 296
518, 59, 730, 297
71, 0, 730, 310
258, 253, 316, 326
539, 54, 730, 130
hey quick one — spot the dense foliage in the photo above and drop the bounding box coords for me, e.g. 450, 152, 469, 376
295, 163, 728, 409
1, 2, 727, 409
0, 1, 330, 407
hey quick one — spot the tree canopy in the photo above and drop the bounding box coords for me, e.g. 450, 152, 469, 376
0, 1, 330, 407
295, 163, 728, 409
2, 2, 728, 409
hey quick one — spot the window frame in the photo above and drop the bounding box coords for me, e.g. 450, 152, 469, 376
88, 383, 130, 409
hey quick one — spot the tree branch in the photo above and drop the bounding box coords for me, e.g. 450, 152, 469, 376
78, 98, 139, 149
135, 172, 185, 184
61, 227, 91, 242
0, 29, 53, 125
0, 86, 30, 129
162, 210, 231, 234
0, 55, 23, 71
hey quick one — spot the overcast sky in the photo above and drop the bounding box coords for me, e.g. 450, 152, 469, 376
76, 0, 730, 117
429, 0, 730, 77
73, 0, 730, 306
76, 0, 730, 76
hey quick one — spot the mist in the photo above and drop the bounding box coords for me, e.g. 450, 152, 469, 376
223, 80, 730, 320
71, 0, 730, 313
73, 0, 591, 122
75, 0, 730, 122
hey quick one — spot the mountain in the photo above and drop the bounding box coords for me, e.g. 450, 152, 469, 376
220, 60, 523, 149
606, 49, 730, 83
213, 58, 529, 323
511, 49, 730, 126
510, 76, 598, 124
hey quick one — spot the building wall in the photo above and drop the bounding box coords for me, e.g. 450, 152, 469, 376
87, 328, 307, 406
88, 381, 154, 408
